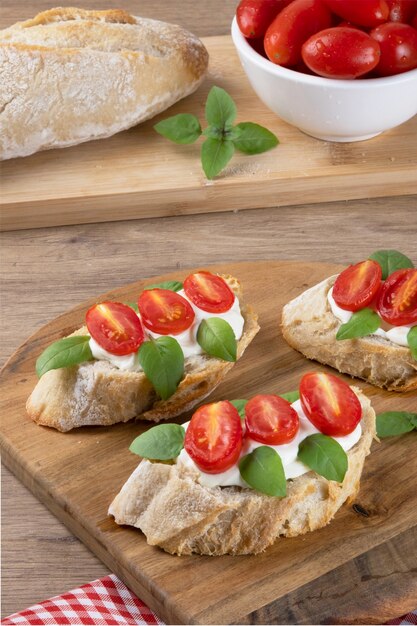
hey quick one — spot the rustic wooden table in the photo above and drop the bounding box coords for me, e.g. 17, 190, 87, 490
1, 0, 416, 619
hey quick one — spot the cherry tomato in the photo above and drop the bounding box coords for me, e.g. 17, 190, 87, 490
86, 301, 145, 356
264, 0, 332, 67
237, 0, 288, 39
323, 0, 389, 27
184, 401, 243, 473
138, 288, 195, 335
245, 394, 299, 445
377, 268, 417, 326
413, 10, 417, 27
300, 372, 362, 437
302, 27, 381, 78
387, 0, 417, 23
183, 271, 235, 313
332, 260, 382, 311
371, 22, 417, 75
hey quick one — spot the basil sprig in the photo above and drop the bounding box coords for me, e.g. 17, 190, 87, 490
376, 411, 417, 438
369, 249, 414, 280
130, 424, 186, 460
279, 390, 300, 403
407, 326, 417, 361
197, 318, 237, 362
298, 434, 348, 482
36, 335, 93, 378
336, 308, 381, 341
230, 399, 248, 419
154, 86, 278, 179
239, 446, 286, 497
138, 337, 184, 400
144, 280, 183, 292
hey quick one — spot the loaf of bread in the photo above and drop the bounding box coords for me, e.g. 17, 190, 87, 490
0, 7, 209, 160
26, 275, 259, 431
281, 275, 417, 392
108, 387, 375, 556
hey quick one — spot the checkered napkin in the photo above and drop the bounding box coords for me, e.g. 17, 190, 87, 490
2, 574, 416, 625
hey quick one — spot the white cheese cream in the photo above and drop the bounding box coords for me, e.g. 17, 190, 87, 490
89, 289, 244, 371
176, 399, 362, 487
327, 286, 414, 347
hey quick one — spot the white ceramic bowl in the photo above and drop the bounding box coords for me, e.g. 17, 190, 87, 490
231, 17, 417, 142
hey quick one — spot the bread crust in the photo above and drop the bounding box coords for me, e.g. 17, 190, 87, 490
26, 275, 260, 431
0, 8, 208, 160
281, 276, 417, 392
108, 388, 375, 556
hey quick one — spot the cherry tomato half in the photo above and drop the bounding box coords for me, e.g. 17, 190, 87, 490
138, 288, 195, 335
387, 0, 417, 23
332, 260, 382, 311
245, 394, 299, 445
300, 372, 362, 437
184, 401, 243, 473
237, 0, 288, 39
377, 268, 417, 326
86, 301, 145, 356
183, 271, 235, 313
302, 27, 381, 78
324, 0, 389, 27
371, 22, 417, 76
264, 0, 332, 67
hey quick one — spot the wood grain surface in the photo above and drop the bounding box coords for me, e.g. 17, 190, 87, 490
2, 34, 416, 231
1, 261, 417, 624
1, 0, 417, 620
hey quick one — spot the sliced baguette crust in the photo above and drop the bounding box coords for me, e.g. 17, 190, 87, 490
281, 276, 417, 392
26, 275, 259, 432
0, 8, 208, 160
109, 388, 375, 556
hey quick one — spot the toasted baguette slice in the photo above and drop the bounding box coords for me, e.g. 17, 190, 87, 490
281, 276, 417, 392
0, 8, 208, 160
26, 275, 259, 432
108, 387, 375, 556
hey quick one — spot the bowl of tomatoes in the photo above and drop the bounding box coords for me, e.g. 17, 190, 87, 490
231, 0, 417, 141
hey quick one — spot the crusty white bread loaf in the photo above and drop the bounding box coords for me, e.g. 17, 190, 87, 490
108, 387, 375, 556
281, 276, 417, 392
26, 275, 259, 432
0, 7, 208, 160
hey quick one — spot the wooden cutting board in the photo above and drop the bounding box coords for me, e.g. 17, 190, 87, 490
1, 36, 417, 231
1, 261, 416, 625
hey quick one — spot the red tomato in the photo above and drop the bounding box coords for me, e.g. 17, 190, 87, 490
300, 372, 362, 437
138, 289, 195, 335
387, 0, 417, 23
245, 394, 299, 445
371, 22, 417, 75
184, 401, 243, 473
86, 301, 144, 356
264, 0, 332, 67
302, 27, 381, 78
332, 260, 382, 311
323, 0, 389, 27
237, 0, 288, 39
377, 268, 417, 326
183, 271, 235, 313
413, 11, 417, 27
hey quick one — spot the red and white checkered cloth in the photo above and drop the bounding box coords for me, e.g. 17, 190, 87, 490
2, 574, 416, 625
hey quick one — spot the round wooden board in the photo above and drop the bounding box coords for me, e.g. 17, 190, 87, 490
1, 261, 416, 625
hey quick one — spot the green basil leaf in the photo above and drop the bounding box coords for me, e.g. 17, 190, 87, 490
239, 446, 286, 497
203, 126, 224, 139
298, 434, 348, 482
197, 318, 237, 362
129, 423, 185, 460
126, 301, 139, 312
205, 85, 237, 128
376, 411, 417, 438
407, 326, 417, 361
201, 137, 235, 179
154, 113, 202, 144
232, 122, 279, 155
138, 337, 184, 400
279, 390, 300, 403
230, 399, 248, 419
143, 280, 183, 293
36, 336, 93, 378
336, 307, 381, 341
369, 249, 414, 280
